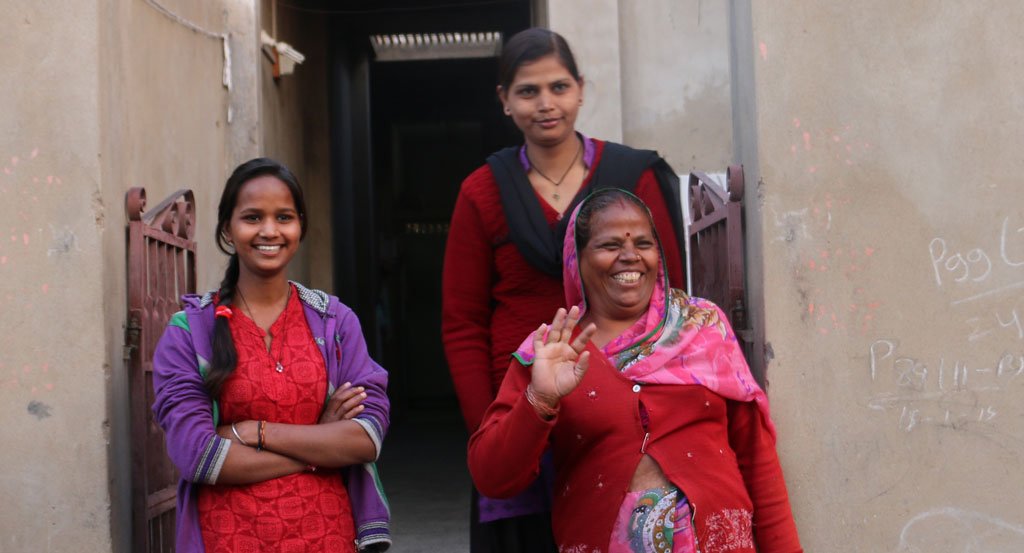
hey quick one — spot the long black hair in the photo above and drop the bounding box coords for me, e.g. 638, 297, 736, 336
205, 157, 307, 397
497, 27, 581, 92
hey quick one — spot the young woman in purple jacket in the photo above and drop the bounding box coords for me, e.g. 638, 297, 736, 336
152, 158, 391, 552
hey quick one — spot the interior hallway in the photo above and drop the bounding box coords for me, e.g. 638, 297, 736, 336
378, 405, 473, 552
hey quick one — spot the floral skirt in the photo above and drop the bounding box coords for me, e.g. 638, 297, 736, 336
608, 486, 696, 553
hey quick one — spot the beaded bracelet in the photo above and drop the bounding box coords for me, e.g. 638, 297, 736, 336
256, 420, 266, 451
525, 385, 560, 419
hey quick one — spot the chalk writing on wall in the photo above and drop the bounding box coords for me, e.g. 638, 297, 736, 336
929, 216, 1024, 305
867, 216, 1024, 432
899, 507, 1024, 552
868, 339, 1018, 432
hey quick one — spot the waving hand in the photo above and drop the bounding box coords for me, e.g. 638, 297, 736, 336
526, 306, 597, 419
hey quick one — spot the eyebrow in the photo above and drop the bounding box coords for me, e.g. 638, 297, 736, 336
237, 207, 297, 214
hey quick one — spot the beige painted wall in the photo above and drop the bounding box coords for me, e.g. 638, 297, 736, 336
619, 0, 733, 173
2, 0, 259, 550
0, 1, 111, 550
258, 0, 333, 292
748, 1, 1024, 550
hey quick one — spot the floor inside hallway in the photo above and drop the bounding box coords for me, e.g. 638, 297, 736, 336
377, 403, 473, 552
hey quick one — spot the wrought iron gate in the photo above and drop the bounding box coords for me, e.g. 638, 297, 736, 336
687, 166, 757, 378
125, 187, 197, 552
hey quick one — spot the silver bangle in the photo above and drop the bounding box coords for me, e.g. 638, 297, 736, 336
231, 422, 250, 446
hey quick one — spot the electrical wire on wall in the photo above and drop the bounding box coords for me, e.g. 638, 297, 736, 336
143, 0, 232, 91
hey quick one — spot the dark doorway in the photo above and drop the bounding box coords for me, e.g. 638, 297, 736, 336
322, 1, 531, 548
370, 57, 521, 415
326, 1, 530, 415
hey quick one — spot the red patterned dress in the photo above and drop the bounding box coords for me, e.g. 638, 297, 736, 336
198, 285, 356, 552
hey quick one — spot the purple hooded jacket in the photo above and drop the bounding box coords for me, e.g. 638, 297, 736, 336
152, 282, 391, 552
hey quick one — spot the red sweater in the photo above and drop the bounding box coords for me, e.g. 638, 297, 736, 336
441, 140, 685, 431
468, 344, 803, 553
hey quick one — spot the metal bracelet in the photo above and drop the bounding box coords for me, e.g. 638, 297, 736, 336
230, 422, 250, 446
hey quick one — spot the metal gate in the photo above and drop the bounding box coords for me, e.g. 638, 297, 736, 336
687, 166, 757, 378
125, 187, 197, 552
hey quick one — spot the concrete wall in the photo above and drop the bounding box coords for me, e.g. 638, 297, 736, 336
747, 1, 1024, 550
259, 0, 333, 292
2, 0, 259, 550
548, 0, 734, 172
1, 2, 110, 550
618, 0, 733, 173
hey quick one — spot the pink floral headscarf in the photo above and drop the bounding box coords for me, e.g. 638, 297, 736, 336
515, 189, 774, 437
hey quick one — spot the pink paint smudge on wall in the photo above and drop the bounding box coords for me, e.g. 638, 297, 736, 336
759, 42, 768, 60
30, 148, 38, 159
41, 283, 49, 294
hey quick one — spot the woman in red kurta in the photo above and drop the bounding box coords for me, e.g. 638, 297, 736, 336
155, 158, 389, 552
468, 189, 802, 553
198, 285, 356, 551
442, 28, 686, 552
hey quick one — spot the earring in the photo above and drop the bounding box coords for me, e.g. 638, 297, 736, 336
504, 107, 511, 115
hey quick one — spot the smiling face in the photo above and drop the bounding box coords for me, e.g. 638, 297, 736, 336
221, 175, 302, 282
578, 200, 661, 324
499, 54, 583, 148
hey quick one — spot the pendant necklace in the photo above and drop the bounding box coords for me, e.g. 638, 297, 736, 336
237, 287, 290, 373
528, 139, 582, 202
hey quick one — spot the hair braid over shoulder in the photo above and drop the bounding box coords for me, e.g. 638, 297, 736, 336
205, 254, 239, 396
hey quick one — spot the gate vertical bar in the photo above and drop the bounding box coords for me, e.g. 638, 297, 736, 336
125, 187, 197, 552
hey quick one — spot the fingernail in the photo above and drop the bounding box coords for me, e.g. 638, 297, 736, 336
360, 392, 367, 398
342, 382, 352, 388
357, 387, 364, 392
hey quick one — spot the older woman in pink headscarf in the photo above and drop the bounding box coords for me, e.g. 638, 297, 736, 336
468, 189, 802, 553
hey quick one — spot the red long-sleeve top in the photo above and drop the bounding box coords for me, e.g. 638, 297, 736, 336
441, 139, 685, 432
467, 343, 803, 552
